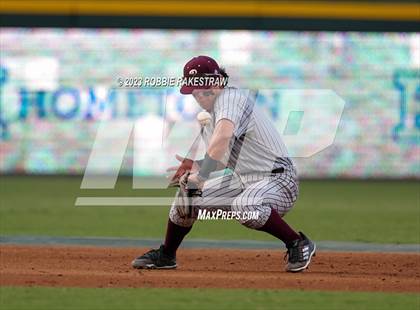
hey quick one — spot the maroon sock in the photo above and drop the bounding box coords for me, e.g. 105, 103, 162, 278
258, 209, 301, 247
163, 219, 192, 257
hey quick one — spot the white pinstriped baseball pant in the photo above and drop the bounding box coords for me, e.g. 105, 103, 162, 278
169, 167, 299, 230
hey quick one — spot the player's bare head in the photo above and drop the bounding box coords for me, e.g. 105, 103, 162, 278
180, 55, 228, 110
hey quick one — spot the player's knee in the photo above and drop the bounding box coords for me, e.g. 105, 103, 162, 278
240, 218, 262, 230
231, 195, 262, 214
231, 196, 246, 215
232, 198, 269, 230
237, 208, 270, 230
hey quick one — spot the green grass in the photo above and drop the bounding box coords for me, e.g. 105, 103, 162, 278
0, 176, 419, 244
0, 287, 419, 310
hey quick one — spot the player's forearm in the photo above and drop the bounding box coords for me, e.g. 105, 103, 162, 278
196, 120, 234, 180
207, 136, 231, 161
206, 120, 234, 161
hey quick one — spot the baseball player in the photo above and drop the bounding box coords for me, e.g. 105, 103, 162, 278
132, 55, 316, 272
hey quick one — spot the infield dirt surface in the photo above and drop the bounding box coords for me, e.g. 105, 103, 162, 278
1, 245, 419, 293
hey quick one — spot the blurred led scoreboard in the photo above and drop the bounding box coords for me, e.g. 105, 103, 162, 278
0, 29, 419, 178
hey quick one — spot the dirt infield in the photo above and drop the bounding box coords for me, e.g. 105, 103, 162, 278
1, 245, 419, 293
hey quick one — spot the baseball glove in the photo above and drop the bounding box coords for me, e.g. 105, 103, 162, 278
177, 171, 202, 218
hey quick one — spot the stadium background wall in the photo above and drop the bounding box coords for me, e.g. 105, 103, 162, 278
0, 0, 419, 31
0, 1, 419, 178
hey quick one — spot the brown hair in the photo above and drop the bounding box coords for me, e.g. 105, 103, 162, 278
219, 67, 229, 87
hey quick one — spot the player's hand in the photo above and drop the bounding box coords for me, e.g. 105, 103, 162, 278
167, 154, 199, 186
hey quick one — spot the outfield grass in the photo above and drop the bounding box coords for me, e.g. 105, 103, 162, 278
0, 286, 419, 310
0, 176, 419, 244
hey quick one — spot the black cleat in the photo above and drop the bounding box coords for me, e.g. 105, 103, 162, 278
285, 232, 316, 273
131, 245, 177, 269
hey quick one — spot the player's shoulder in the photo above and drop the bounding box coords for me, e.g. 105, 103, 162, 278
215, 87, 251, 107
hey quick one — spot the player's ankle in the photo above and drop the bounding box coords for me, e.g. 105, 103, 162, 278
162, 245, 176, 258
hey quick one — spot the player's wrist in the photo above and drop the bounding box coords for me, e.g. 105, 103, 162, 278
198, 153, 218, 180
195, 173, 207, 184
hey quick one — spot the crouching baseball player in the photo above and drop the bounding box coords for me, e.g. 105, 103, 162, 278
132, 56, 316, 272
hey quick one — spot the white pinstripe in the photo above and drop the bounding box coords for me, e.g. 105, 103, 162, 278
169, 168, 298, 229
169, 173, 244, 227
169, 88, 299, 229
